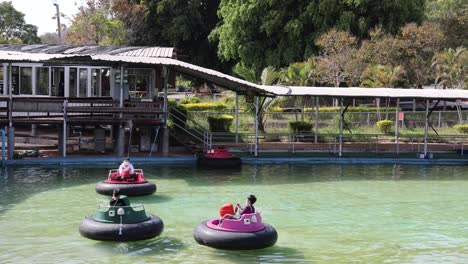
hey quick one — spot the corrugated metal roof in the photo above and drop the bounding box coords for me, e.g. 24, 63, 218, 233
277, 86, 468, 100
0, 44, 174, 58
1, 48, 467, 100
114, 47, 174, 58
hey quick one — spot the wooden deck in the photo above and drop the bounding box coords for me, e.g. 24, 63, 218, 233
0, 97, 165, 126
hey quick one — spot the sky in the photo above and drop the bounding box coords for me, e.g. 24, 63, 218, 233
1, 0, 85, 35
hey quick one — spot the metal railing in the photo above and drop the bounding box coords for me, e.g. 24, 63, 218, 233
202, 131, 468, 156
168, 105, 211, 152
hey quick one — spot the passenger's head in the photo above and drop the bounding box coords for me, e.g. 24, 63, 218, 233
123, 158, 130, 166
247, 194, 257, 205
113, 188, 121, 197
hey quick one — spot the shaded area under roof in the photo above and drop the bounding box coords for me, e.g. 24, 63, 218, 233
0, 45, 467, 100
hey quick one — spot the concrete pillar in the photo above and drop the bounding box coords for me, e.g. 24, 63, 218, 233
162, 127, 169, 157
139, 128, 151, 152
117, 125, 125, 157
7, 127, 14, 160
94, 127, 106, 153
31, 124, 38, 137
58, 126, 64, 156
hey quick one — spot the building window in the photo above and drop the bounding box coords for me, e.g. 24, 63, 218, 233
127, 68, 152, 99
69, 68, 77, 97
79, 68, 87, 97
36, 67, 49, 95
101, 69, 110, 96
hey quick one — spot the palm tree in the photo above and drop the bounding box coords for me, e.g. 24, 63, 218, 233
232, 63, 280, 133
279, 58, 317, 120
361, 64, 406, 119
432, 47, 466, 89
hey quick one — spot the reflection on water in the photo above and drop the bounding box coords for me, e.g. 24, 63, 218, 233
0, 163, 467, 263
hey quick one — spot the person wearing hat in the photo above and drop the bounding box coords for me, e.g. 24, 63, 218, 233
116, 158, 136, 181
109, 188, 128, 206
235, 194, 257, 215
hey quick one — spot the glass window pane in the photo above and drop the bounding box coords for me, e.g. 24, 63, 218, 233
12, 66, 19, 95
92, 69, 100, 97
79, 69, 87, 97
69, 68, 77, 98
101, 69, 110, 96
0, 65, 3, 94
36, 67, 49, 95
20, 67, 32, 95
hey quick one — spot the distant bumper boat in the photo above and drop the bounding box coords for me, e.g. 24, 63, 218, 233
79, 196, 164, 242
95, 169, 156, 196
193, 211, 278, 250
197, 147, 241, 168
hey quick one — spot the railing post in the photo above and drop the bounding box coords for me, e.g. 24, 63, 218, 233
62, 99, 68, 158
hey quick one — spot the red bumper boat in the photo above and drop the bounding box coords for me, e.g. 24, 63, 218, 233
95, 169, 156, 196
197, 146, 241, 168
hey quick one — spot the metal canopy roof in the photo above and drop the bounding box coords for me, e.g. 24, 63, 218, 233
269, 86, 468, 100
1, 46, 468, 100
0, 44, 175, 58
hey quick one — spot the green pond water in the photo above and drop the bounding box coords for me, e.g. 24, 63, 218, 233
0, 163, 467, 263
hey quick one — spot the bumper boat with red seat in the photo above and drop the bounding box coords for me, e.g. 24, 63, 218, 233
197, 146, 241, 168
95, 169, 156, 196
193, 203, 278, 250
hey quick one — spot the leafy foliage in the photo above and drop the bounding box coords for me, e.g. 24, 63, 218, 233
66, 0, 127, 45
361, 65, 406, 88
207, 115, 234, 132
141, 0, 225, 69
432, 47, 466, 89
212, 0, 425, 70
179, 97, 201, 104
0, 2, 40, 44
289, 121, 313, 133
182, 103, 227, 111
453, 124, 468, 134
376, 120, 395, 134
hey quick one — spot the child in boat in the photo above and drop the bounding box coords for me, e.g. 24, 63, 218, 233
109, 188, 128, 206
235, 194, 256, 215
116, 158, 136, 181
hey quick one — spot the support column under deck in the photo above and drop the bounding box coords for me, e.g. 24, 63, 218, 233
7, 127, 14, 160
162, 127, 169, 157
58, 126, 64, 157
117, 125, 125, 157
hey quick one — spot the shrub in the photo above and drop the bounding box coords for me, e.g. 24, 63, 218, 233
454, 124, 468, 134
179, 97, 201, 104
376, 120, 394, 134
289, 121, 313, 133
208, 115, 234, 132
183, 102, 227, 111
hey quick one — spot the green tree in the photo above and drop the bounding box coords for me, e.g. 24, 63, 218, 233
279, 58, 316, 118
0, 1, 40, 44
361, 65, 406, 88
432, 47, 467, 89
66, 0, 126, 45
141, 0, 224, 70
357, 22, 444, 88
426, 0, 467, 47
211, 0, 425, 70
233, 63, 280, 133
